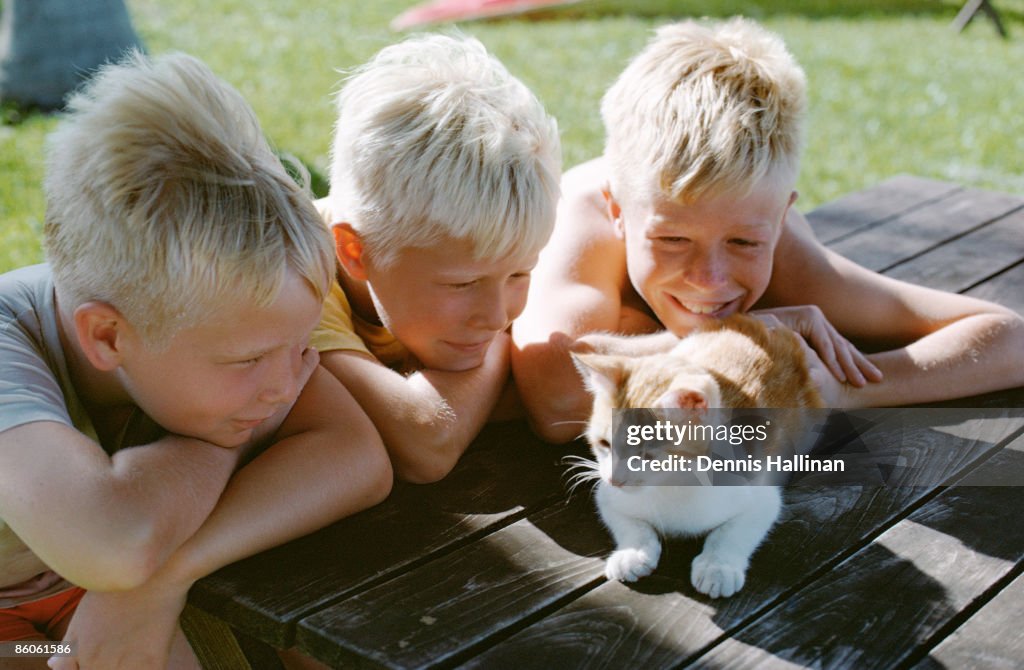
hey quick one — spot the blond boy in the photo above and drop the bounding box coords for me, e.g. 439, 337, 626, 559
512, 18, 1024, 443
0, 52, 390, 668
314, 34, 561, 482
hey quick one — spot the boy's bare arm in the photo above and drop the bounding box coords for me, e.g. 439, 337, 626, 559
0, 423, 241, 591
319, 335, 509, 484
766, 211, 1024, 405
511, 160, 643, 443
143, 366, 391, 584
54, 367, 392, 670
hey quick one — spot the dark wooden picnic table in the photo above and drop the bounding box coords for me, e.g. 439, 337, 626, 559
186, 175, 1024, 669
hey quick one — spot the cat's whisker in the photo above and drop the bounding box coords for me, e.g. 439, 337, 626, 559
564, 470, 601, 500
561, 454, 601, 501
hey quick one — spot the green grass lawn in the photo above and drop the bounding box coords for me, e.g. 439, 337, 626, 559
2, 0, 1023, 273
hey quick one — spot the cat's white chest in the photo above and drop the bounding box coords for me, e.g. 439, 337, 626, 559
597, 483, 771, 536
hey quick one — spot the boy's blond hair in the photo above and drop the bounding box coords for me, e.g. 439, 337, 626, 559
44, 51, 334, 345
328, 33, 561, 268
601, 17, 807, 203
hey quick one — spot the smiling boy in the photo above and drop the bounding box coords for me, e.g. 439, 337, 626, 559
512, 18, 1024, 443
313, 33, 561, 482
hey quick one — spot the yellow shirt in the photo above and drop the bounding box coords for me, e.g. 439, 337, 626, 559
310, 199, 410, 369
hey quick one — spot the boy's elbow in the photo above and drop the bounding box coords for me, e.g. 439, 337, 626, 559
393, 442, 460, 484
67, 531, 164, 591
396, 461, 454, 485
518, 377, 588, 444
390, 424, 463, 484
365, 445, 395, 504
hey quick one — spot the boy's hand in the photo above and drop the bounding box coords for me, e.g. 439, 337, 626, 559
751, 306, 882, 387
793, 336, 848, 407
51, 577, 189, 670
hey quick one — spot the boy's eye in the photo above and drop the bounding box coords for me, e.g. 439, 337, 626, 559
446, 280, 477, 289
730, 238, 760, 247
655, 236, 688, 244
227, 356, 262, 367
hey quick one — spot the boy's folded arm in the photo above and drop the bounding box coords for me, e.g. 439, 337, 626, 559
848, 307, 1024, 407
53, 368, 392, 670
770, 212, 1024, 406
512, 279, 626, 444
147, 366, 392, 588
0, 421, 240, 591
320, 339, 509, 484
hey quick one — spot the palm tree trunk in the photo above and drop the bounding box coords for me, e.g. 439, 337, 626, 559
0, 0, 144, 110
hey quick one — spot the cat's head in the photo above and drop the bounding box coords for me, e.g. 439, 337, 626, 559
572, 351, 721, 485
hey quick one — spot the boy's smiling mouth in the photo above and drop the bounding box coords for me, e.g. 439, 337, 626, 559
670, 295, 741, 317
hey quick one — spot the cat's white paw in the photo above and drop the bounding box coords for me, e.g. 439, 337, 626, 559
605, 548, 658, 582
690, 552, 746, 598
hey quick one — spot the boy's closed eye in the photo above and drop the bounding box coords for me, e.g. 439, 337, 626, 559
444, 280, 478, 290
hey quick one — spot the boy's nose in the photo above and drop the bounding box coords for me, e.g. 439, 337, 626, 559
470, 289, 510, 331
258, 347, 302, 406
683, 249, 729, 291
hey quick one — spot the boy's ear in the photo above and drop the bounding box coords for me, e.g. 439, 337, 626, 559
73, 302, 130, 372
601, 187, 625, 239
333, 223, 369, 281
773, 191, 799, 243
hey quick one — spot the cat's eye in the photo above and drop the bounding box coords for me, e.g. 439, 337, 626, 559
596, 438, 611, 449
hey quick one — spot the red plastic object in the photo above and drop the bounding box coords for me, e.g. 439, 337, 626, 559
391, 0, 583, 30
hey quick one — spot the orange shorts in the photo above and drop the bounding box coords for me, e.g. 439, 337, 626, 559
0, 587, 86, 641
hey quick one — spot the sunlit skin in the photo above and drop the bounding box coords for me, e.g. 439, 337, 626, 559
613, 172, 796, 337
338, 227, 539, 372
109, 269, 323, 448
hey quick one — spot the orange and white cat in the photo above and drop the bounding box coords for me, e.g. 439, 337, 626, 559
573, 315, 822, 598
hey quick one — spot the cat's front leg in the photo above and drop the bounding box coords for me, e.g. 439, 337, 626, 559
691, 487, 781, 598
599, 504, 662, 582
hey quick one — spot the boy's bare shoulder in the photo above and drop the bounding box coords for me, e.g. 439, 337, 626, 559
547, 157, 621, 268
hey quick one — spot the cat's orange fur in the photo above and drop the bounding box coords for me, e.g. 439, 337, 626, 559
571, 315, 822, 596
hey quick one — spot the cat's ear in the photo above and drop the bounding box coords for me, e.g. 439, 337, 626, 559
572, 352, 623, 400
656, 388, 709, 410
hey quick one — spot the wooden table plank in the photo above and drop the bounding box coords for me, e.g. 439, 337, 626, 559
188, 422, 577, 647
295, 497, 611, 669
807, 175, 961, 245
883, 206, 1024, 294
826, 187, 1024, 273
688, 432, 1024, 669
914, 570, 1024, 670
966, 260, 1024, 315
456, 410, 1024, 669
